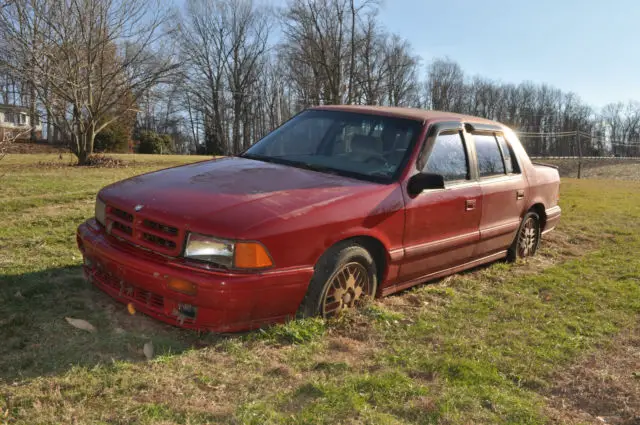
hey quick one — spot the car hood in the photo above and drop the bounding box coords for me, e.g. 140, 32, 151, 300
99, 157, 384, 238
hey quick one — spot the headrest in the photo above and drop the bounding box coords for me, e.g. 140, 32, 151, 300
351, 134, 381, 153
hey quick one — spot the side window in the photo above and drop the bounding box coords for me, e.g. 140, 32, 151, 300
474, 134, 506, 177
496, 134, 518, 174
424, 132, 469, 182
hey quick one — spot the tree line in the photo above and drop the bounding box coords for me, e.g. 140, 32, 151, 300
1, 0, 639, 164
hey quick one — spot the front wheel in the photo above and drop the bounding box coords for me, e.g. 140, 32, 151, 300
507, 212, 541, 261
298, 243, 378, 318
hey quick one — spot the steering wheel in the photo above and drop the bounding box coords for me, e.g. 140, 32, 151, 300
363, 153, 389, 167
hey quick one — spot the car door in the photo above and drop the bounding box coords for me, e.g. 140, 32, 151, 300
398, 122, 482, 286
470, 130, 527, 257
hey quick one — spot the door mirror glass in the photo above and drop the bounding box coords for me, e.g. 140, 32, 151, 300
407, 172, 445, 196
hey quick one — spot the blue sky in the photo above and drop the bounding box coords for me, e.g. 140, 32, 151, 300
373, 0, 639, 108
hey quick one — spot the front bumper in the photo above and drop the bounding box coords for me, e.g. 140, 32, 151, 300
77, 219, 313, 332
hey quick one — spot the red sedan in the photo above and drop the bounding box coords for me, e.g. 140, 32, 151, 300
77, 106, 561, 332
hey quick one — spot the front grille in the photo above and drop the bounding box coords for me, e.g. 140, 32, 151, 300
143, 219, 178, 236
105, 205, 183, 256
112, 207, 133, 223
142, 232, 176, 249
112, 221, 133, 235
88, 266, 197, 326
93, 268, 165, 313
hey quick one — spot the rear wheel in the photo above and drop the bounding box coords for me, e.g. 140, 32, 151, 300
507, 212, 541, 261
298, 242, 378, 318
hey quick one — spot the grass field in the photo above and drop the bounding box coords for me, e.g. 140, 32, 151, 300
537, 158, 640, 180
1, 154, 639, 425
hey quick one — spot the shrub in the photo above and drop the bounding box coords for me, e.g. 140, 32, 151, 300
94, 122, 131, 153
137, 131, 173, 154
81, 154, 128, 168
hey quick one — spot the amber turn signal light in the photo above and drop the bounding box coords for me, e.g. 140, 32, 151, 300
235, 242, 273, 269
168, 278, 198, 296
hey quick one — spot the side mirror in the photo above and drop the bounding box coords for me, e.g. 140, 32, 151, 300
407, 172, 445, 197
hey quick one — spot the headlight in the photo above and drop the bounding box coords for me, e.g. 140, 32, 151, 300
184, 233, 273, 269
95, 197, 106, 226
184, 233, 235, 268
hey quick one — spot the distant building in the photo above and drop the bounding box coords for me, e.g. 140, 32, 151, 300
0, 104, 43, 141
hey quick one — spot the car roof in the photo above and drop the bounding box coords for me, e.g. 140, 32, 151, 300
309, 104, 501, 127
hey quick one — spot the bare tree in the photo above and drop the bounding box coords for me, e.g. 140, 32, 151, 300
0, 0, 180, 164
426, 58, 465, 112
281, 0, 351, 105
382, 34, 420, 107
177, 0, 232, 155
177, 0, 270, 155
125, 1, 640, 159
355, 15, 386, 105
601, 101, 640, 156
0, 126, 31, 161
225, 0, 270, 153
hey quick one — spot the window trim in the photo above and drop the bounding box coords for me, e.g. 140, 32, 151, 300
417, 121, 524, 185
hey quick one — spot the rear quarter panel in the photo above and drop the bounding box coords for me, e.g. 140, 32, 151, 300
506, 129, 561, 214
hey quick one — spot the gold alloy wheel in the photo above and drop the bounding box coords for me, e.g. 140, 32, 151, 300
518, 216, 539, 257
322, 262, 371, 317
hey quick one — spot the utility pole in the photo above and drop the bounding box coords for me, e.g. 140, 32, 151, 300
276, 88, 282, 125
576, 129, 583, 179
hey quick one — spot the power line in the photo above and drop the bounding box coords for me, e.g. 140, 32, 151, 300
517, 133, 576, 138
516, 130, 640, 146
518, 131, 577, 135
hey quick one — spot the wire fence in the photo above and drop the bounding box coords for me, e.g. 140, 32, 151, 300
517, 131, 640, 161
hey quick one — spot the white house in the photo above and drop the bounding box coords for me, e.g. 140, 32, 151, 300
0, 104, 43, 141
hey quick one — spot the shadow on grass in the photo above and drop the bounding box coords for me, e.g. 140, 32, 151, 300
0, 266, 223, 382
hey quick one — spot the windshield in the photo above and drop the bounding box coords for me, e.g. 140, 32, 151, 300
242, 110, 423, 183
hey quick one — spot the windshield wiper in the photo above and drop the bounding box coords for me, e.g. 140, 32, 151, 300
289, 162, 342, 175
241, 153, 340, 175
240, 153, 281, 164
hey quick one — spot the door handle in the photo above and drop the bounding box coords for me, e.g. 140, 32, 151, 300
465, 199, 476, 211
516, 190, 525, 200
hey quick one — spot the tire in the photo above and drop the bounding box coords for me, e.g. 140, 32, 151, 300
507, 211, 541, 262
298, 242, 378, 318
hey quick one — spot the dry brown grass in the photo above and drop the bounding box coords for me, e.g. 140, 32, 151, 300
541, 158, 640, 180
545, 325, 640, 424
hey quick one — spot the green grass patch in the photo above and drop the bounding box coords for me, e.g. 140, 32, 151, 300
258, 317, 327, 345
1, 154, 639, 424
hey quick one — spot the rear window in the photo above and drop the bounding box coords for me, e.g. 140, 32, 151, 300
475, 134, 506, 177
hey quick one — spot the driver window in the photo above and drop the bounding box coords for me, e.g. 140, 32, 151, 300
423, 131, 470, 182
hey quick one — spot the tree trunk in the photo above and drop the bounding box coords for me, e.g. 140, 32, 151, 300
75, 130, 95, 165
77, 147, 89, 165
29, 82, 37, 142
347, 0, 356, 104
46, 114, 52, 143
232, 95, 242, 154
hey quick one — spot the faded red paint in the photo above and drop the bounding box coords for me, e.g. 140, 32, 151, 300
77, 106, 561, 332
